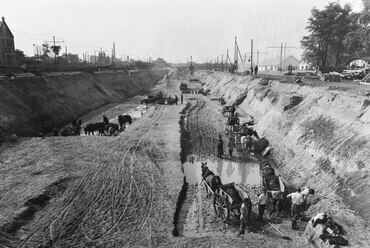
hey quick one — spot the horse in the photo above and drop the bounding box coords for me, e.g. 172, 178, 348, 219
105, 123, 119, 135
201, 162, 222, 196
84, 122, 105, 135
117, 115, 132, 130
141, 98, 155, 107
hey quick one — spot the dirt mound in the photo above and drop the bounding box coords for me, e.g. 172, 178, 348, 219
0, 70, 167, 136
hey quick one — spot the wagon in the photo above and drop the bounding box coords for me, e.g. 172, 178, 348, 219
262, 174, 286, 194
222, 105, 236, 117
213, 183, 250, 222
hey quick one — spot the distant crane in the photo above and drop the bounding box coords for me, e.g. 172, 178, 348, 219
267, 42, 296, 71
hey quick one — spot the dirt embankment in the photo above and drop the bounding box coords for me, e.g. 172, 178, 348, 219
0, 70, 167, 137
194, 71, 370, 242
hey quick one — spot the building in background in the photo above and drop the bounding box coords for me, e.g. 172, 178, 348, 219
0, 17, 16, 66
259, 55, 300, 71
154, 58, 168, 67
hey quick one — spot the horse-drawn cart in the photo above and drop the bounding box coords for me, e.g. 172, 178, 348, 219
263, 175, 286, 194
260, 162, 286, 194
222, 105, 236, 117
212, 183, 250, 222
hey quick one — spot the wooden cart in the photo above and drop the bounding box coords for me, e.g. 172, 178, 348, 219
213, 183, 249, 222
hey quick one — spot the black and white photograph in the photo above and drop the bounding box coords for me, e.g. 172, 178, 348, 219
0, 0, 369, 247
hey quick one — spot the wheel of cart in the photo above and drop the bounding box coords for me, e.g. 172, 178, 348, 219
213, 183, 249, 223
213, 193, 230, 221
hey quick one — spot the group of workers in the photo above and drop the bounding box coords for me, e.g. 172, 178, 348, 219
216, 134, 236, 158
238, 187, 315, 234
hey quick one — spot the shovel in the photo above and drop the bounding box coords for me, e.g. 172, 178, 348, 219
268, 222, 292, 241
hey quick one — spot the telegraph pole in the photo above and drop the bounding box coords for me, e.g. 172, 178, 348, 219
284, 42, 287, 63
53, 36, 56, 65
112, 42, 116, 67
267, 43, 296, 71
44, 36, 64, 65
234, 36, 238, 70
250, 39, 253, 74
65, 46, 68, 65
280, 42, 283, 71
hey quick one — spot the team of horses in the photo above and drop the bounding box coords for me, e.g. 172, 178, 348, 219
60, 114, 132, 136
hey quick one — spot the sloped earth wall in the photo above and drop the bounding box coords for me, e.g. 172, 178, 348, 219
0, 70, 167, 137
197, 71, 370, 225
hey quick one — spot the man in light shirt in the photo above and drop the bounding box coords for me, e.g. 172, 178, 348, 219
257, 189, 269, 221
300, 187, 315, 211
287, 188, 304, 229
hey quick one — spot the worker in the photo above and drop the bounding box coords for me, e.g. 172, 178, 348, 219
257, 189, 269, 221
238, 197, 252, 235
217, 135, 224, 158
228, 137, 235, 158
286, 188, 304, 229
180, 94, 183, 104
53, 126, 58, 136
103, 115, 109, 125
254, 65, 259, 74
269, 191, 284, 217
175, 95, 179, 105
230, 104, 236, 117
300, 187, 315, 212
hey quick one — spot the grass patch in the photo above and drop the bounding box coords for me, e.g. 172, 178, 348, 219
316, 157, 332, 173
300, 116, 336, 148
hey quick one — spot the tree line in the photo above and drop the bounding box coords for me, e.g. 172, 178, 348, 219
301, 0, 370, 70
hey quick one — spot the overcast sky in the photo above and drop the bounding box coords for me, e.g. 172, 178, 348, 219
2, 0, 364, 63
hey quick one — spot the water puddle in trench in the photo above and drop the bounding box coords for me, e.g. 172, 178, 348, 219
182, 155, 261, 186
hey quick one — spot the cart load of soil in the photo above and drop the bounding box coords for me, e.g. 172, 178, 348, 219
264, 175, 280, 191
254, 138, 269, 153
221, 184, 243, 204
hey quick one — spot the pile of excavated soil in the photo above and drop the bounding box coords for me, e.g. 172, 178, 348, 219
0, 70, 167, 136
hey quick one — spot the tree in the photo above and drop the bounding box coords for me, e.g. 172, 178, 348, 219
301, 2, 353, 68
51, 45, 61, 64
15, 49, 26, 65
41, 43, 51, 60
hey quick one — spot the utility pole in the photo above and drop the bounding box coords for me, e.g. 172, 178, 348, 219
280, 42, 283, 71
284, 42, 287, 63
44, 36, 64, 65
267, 43, 296, 71
245, 50, 269, 66
234, 36, 238, 70
250, 39, 253, 73
112, 42, 116, 67
65, 46, 68, 65
53, 36, 56, 65
221, 53, 224, 71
